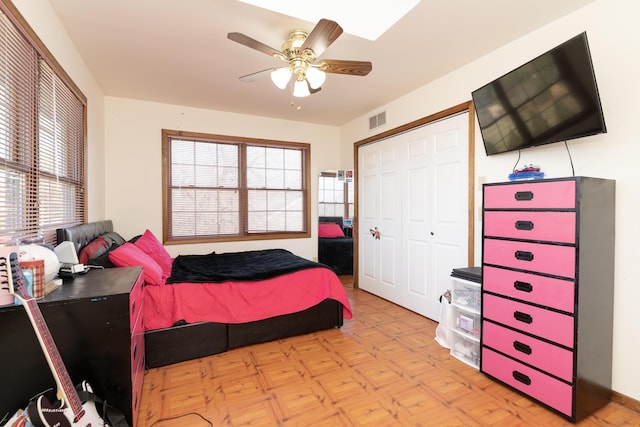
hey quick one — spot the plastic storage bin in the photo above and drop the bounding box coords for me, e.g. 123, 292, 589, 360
448, 267, 481, 368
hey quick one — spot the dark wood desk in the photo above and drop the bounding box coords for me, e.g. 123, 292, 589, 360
0, 266, 144, 427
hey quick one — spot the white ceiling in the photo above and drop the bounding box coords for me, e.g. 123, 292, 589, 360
47, 0, 594, 127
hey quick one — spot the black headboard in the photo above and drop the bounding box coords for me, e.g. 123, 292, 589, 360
319, 216, 343, 228
56, 220, 113, 254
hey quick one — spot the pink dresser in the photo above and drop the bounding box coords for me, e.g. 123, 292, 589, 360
481, 177, 615, 422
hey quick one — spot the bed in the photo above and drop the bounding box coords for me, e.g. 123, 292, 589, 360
56, 220, 352, 368
318, 216, 353, 275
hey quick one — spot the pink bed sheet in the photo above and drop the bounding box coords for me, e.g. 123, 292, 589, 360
143, 267, 353, 331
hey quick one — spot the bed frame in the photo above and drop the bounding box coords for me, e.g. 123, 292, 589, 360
318, 216, 353, 275
57, 221, 344, 368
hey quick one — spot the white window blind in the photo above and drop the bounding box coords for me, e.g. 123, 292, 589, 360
0, 5, 86, 245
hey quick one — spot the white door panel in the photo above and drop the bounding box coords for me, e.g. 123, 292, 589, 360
358, 112, 469, 320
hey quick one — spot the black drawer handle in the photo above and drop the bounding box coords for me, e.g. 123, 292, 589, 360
514, 281, 533, 292
515, 251, 534, 261
131, 301, 136, 315
513, 370, 532, 385
133, 342, 138, 360
515, 220, 534, 231
514, 311, 533, 324
513, 340, 532, 355
515, 191, 534, 201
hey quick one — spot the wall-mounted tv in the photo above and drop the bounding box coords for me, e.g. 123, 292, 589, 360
472, 32, 606, 156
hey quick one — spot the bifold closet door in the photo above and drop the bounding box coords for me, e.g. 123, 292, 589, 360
358, 137, 403, 304
358, 112, 468, 320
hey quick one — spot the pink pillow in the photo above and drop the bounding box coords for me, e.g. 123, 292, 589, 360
109, 243, 164, 286
134, 229, 173, 275
318, 222, 344, 238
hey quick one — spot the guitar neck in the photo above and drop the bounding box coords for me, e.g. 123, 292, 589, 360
21, 297, 85, 419
4, 253, 86, 421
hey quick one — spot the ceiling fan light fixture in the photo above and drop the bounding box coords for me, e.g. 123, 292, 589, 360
293, 79, 311, 97
306, 66, 326, 89
270, 67, 292, 89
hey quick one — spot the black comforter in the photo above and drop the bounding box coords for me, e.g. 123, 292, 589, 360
166, 249, 328, 284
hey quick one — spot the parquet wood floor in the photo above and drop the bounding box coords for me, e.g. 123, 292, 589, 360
137, 277, 640, 426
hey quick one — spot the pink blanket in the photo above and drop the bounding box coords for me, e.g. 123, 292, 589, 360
143, 267, 352, 331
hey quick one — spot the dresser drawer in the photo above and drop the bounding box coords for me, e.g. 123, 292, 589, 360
484, 239, 575, 278
482, 321, 574, 382
482, 347, 573, 417
484, 180, 576, 209
483, 266, 575, 313
484, 211, 576, 244
483, 293, 574, 348
129, 274, 144, 332
131, 331, 145, 383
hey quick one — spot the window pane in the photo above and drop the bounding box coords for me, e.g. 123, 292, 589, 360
286, 210, 303, 231
266, 168, 284, 188
172, 140, 195, 163
195, 142, 216, 165
219, 166, 238, 187
286, 191, 303, 211
284, 149, 301, 170
247, 166, 266, 188
284, 170, 301, 189
173, 164, 195, 186
266, 147, 284, 169
195, 165, 217, 187
267, 190, 285, 211
267, 210, 285, 230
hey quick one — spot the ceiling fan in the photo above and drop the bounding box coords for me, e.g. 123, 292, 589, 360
227, 19, 372, 97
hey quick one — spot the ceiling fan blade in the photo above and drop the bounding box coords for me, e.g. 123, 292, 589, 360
320, 59, 372, 76
307, 80, 322, 95
227, 32, 284, 59
300, 19, 343, 58
239, 68, 274, 82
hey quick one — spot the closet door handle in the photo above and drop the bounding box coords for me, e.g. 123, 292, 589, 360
514, 281, 533, 293
515, 251, 534, 261
514, 311, 533, 324
513, 340, 532, 355
512, 370, 532, 386
514, 191, 534, 201
515, 220, 534, 231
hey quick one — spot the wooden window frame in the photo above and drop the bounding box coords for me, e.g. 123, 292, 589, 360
162, 129, 311, 244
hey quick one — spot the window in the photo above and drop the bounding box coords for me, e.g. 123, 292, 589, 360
318, 172, 353, 219
162, 129, 310, 243
0, 3, 86, 246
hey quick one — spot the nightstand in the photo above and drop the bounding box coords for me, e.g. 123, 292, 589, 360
0, 266, 144, 427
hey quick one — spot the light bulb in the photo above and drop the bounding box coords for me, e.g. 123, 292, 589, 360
270, 67, 291, 89
293, 79, 311, 97
305, 67, 326, 89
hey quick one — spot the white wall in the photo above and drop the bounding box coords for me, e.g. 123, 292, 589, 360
340, 0, 640, 401
13, 0, 107, 221
104, 97, 340, 260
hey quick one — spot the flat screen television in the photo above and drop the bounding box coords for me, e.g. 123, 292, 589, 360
472, 32, 606, 156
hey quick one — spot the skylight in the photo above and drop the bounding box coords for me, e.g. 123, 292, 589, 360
238, 0, 420, 41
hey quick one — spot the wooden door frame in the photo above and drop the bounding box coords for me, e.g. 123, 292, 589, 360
353, 101, 476, 288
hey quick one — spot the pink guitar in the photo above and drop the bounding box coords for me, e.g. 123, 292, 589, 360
4, 252, 109, 427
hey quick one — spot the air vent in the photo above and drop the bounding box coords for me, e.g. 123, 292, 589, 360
369, 111, 387, 129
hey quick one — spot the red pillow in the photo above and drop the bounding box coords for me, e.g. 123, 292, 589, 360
109, 243, 164, 286
134, 229, 173, 275
318, 222, 344, 238
78, 236, 110, 265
